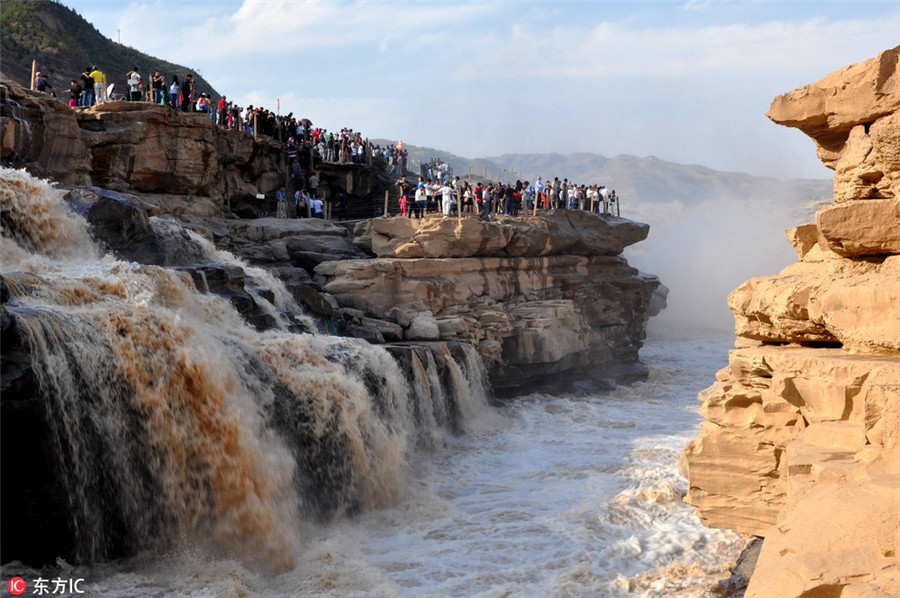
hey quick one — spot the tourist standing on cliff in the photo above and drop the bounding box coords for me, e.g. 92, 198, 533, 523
67, 80, 82, 107
609, 190, 619, 216
308, 172, 320, 199
504, 184, 517, 216
217, 96, 227, 125
294, 189, 308, 217
181, 74, 194, 111
88, 66, 106, 104
424, 179, 435, 214
437, 181, 455, 217
480, 184, 493, 221
311, 196, 324, 218
169, 76, 180, 109
34, 72, 53, 93
411, 184, 424, 219
395, 175, 410, 210
275, 188, 288, 219
126, 67, 142, 101
79, 67, 93, 106
151, 71, 164, 103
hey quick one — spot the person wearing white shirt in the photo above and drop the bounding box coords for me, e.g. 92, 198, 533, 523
311, 197, 324, 218
412, 185, 425, 218
438, 184, 455, 217
600, 186, 610, 214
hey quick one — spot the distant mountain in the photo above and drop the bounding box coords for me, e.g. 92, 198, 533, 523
0, 0, 220, 100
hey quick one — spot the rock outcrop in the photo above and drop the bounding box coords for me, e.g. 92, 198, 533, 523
318, 213, 662, 392
767, 46, 900, 203
683, 46, 900, 598
1, 79, 286, 201
1, 79, 397, 219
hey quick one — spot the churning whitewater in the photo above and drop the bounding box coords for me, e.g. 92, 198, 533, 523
1, 168, 741, 596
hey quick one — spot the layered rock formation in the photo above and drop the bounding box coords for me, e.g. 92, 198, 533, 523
681, 46, 900, 597
1, 79, 397, 219
1, 79, 286, 200
316, 213, 662, 391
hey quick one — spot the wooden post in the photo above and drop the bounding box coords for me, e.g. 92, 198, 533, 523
383, 190, 390, 217
533, 191, 538, 217
307, 195, 312, 218
590, 194, 595, 214
30, 60, 36, 90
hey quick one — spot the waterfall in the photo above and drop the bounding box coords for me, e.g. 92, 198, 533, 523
0, 167, 493, 568
149, 216, 314, 331
0, 92, 35, 166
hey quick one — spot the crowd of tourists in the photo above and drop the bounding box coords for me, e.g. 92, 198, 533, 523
394, 175, 620, 220
35, 65, 619, 221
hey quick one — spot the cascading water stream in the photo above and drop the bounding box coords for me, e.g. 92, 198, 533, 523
0, 167, 491, 569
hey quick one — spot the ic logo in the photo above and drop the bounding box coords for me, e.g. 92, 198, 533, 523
8, 577, 26, 596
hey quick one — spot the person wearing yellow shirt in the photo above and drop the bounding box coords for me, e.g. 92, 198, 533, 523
88, 66, 106, 103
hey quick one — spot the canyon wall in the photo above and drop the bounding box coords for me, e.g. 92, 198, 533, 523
681, 46, 900, 598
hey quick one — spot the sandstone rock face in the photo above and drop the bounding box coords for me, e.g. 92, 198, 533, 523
745, 477, 900, 598
1, 81, 91, 184
681, 346, 900, 536
687, 48, 900, 598
369, 210, 649, 258
728, 246, 900, 352
2, 79, 285, 202
317, 214, 661, 391
816, 198, 900, 257
767, 46, 900, 202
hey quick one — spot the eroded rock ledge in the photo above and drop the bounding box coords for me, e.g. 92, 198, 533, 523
318, 213, 662, 392
684, 46, 900, 598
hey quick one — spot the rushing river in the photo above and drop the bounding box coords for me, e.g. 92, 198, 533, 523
4, 340, 744, 598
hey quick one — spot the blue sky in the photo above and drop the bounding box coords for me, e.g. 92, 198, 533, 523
59, 0, 900, 178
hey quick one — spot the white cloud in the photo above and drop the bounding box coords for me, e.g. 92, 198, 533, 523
450, 13, 899, 82
60, 0, 900, 178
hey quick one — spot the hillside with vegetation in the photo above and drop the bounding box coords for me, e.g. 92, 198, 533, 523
0, 0, 219, 99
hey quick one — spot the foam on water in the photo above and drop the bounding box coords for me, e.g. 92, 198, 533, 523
17, 339, 744, 597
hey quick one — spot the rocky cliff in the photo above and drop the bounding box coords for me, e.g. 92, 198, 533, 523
1, 77, 663, 395
681, 46, 900, 598
318, 213, 662, 392
2, 78, 284, 199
